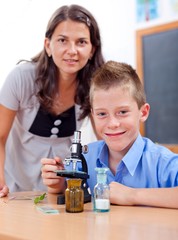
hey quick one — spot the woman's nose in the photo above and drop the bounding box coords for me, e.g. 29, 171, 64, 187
67, 43, 77, 55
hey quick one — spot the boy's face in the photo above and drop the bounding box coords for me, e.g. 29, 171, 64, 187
91, 86, 149, 155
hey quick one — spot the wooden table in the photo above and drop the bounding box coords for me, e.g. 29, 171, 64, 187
0, 191, 178, 240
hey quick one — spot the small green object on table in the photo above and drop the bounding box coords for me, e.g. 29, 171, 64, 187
34, 193, 46, 205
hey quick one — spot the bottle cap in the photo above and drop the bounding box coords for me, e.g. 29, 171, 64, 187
95, 167, 108, 183
95, 167, 109, 174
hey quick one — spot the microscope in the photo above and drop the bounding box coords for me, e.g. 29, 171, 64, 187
55, 130, 91, 204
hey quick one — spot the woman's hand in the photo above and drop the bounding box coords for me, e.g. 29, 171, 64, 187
0, 184, 9, 198
41, 156, 66, 194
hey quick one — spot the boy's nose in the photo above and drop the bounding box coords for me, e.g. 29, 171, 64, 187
108, 116, 120, 128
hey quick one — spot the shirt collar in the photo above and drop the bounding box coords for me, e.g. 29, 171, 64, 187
96, 134, 145, 176
122, 134, 145, 176
96, 142, 109, 168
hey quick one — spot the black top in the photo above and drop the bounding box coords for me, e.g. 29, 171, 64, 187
29, 106, 76, 138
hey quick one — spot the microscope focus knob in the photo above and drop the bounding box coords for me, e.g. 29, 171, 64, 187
82, 145, 88, 154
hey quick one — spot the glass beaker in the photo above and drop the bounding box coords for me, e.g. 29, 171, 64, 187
65, 178, 84, 213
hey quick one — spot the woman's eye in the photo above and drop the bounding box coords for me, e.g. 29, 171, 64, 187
58, 38, 66, 43
78, 39, 87, 45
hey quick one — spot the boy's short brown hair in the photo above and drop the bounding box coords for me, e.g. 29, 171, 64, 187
90, 61, 146, 109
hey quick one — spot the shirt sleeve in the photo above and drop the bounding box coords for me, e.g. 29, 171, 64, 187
0, 62, 36, 111
159, 153, 178, 187
0, 65, 23, 110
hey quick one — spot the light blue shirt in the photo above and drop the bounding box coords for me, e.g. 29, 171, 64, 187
82, 134, 178, 195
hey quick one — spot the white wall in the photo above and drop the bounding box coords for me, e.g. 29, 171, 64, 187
0, 0, 136, 88
0, 0, 177, 88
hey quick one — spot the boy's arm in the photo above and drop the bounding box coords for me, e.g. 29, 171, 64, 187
41, 157, 66, 194
109, 182, 178, 209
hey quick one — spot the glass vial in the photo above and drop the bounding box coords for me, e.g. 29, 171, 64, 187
93, 167, 110, 212
65, 178, 84, 213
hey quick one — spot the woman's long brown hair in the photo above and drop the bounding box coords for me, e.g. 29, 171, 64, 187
31, 4, 105, 119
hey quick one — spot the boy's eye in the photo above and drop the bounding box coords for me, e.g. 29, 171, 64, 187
96, 112, 107, 117
120, 110, 127, 115
117, 110, 128, 116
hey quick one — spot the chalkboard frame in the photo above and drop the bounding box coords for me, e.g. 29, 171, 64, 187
136, 21, 178, 153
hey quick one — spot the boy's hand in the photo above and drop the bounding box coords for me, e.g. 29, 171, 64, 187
109, 182, 135, 206
41, 157, 65, 193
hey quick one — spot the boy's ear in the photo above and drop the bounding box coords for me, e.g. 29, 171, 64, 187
90, 109, 101, 140
140, 103, 150, 122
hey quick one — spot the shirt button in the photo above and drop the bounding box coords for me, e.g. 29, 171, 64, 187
50, 134, 58, 139
51, 127, 59, 134
54, 120, 62, 126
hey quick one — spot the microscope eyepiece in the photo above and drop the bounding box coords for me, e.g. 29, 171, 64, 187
73, 131, 81, 143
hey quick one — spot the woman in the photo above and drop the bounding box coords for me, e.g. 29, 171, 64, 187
0, 4, 104, 197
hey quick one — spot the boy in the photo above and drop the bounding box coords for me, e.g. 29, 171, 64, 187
41, 61, 178, 208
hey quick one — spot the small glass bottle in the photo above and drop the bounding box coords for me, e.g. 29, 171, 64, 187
65, 178, 84, 213
93, 167, 110, 212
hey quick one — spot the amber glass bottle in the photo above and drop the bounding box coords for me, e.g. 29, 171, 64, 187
65, 179, 84, 213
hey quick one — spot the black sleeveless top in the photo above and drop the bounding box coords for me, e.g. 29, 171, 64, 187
29, 106, 76, 138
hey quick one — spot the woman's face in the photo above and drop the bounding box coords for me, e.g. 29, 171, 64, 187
45, 19, 94, 78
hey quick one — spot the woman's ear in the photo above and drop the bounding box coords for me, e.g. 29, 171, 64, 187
140, 103, 150, 123
90, 47, 96, 60
44, 38, 51, 57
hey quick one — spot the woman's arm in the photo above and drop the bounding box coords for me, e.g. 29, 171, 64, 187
110, 182, 178, 209
0, 104, 16, 197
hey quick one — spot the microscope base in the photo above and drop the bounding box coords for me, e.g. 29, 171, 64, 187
55, 170, 89, 179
